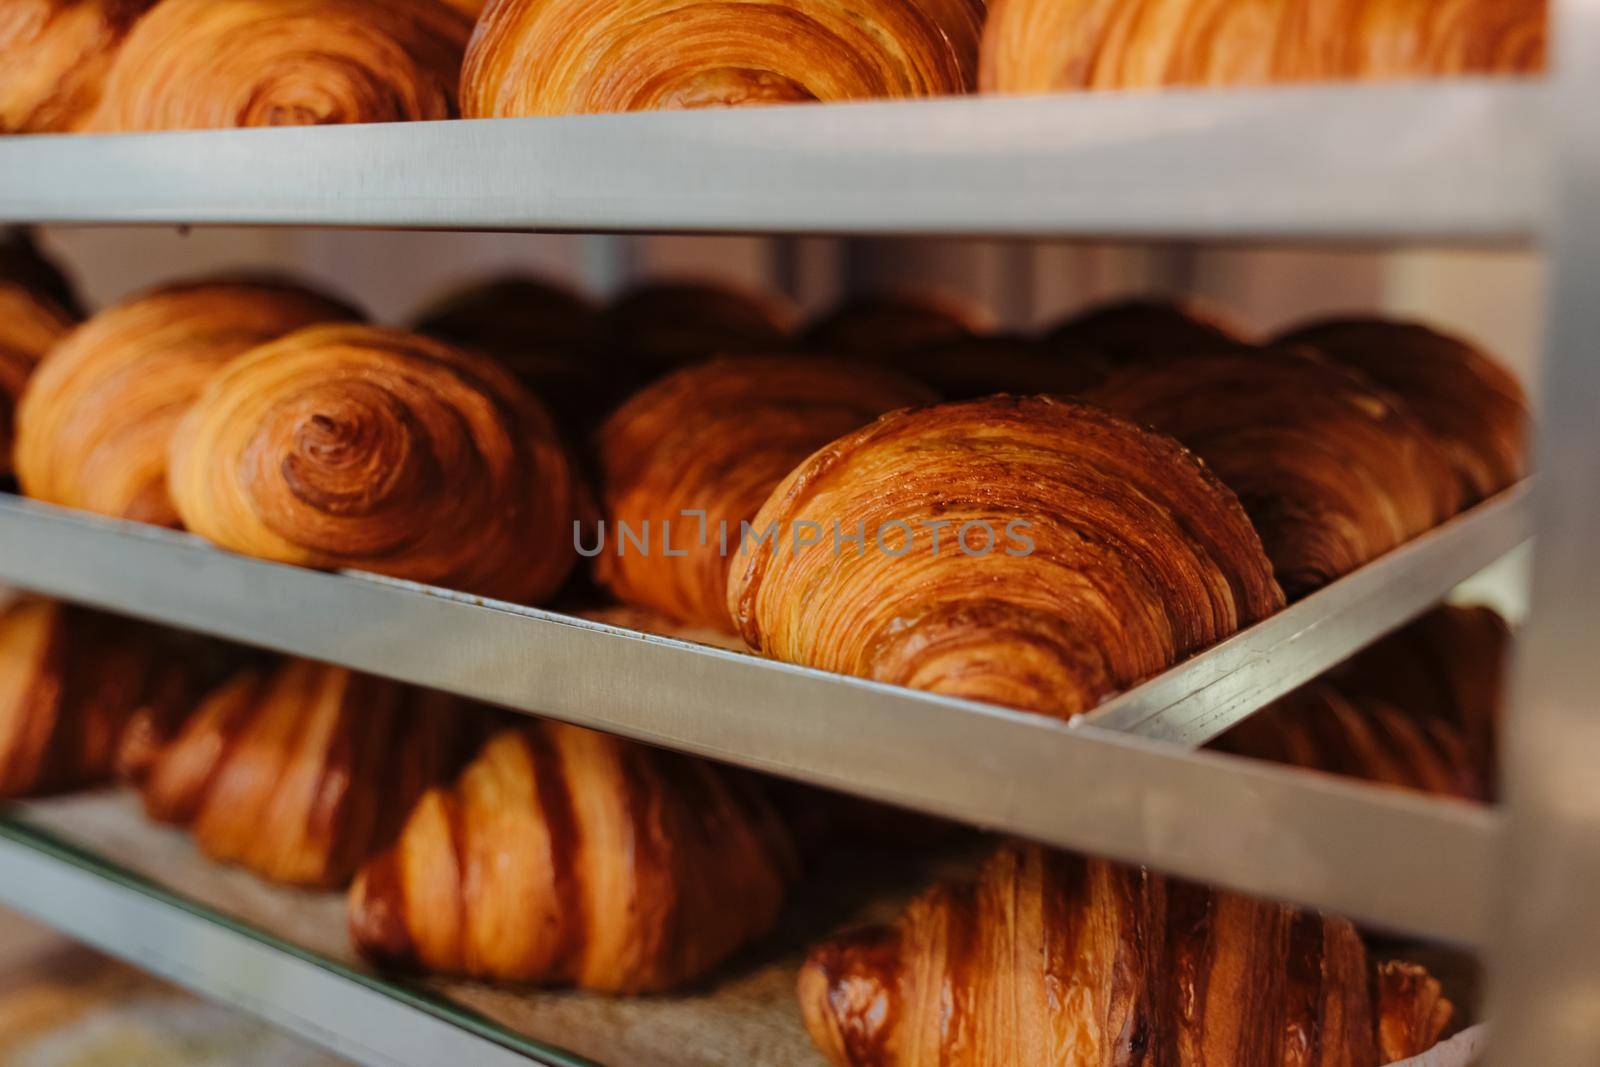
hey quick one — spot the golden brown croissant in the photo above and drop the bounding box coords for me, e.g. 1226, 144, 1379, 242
980, 0, 1545, 95
348, 721, 798, 991
412, 276, 635, 435
1276, 319, 1529, 504
803, 292, 988, 359
166, 323, 586, 603
87, 0, 472, 131
0, 0, 154, 133
800, 842, 1453, 1066
14, 280, 357, 527
141, 658, 487, 888
1082, 349, 1463, 598
595, 356, 936, 630
1048, 298, 1246, 366
462, 0, 986, 117
0, 599, 201, 798
729, 395, 1284, 718
601, 281, 795, 377
0, 232, 80, 478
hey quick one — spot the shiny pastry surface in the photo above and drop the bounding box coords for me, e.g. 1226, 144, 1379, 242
167, 323, 585, 603
15, 280, 355, 526
1278, 318, 1529, 504
981, 0, 1546, 94
1082, 349, 1463, 598
800, 842, 1454, 1066
141, 658, 485, 888
596, 356, 936, 630
729, 395, 1284, 718
349, 721, 798, 991
463, 0, 986, 116
88, 0, 472, 131
0, 0, 154, 132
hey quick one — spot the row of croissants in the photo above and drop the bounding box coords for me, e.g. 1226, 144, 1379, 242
0, 0, 1548, 133
2, 231, 1529, 723
0, 590, 1507, 1063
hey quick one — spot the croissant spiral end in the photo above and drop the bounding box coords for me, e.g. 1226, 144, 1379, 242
0, 0, 155, 133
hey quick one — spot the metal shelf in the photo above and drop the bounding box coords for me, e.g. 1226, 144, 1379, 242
0, 486, 1527, 943
0, 81, 1545, 240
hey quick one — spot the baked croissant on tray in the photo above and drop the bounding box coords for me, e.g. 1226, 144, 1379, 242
141, 658, 489, 888
1081, 348, 1464, 598
14, 279, 357, 526
349, 721, 798, 991
729, 395, 1285, 718
595, 356, 935, 630
0, 0, 155, 133
166, 323, 586, 603
87, 0, 473, 131
601, 281, 795, 377
462, 0, 986, 116
0, 599, 203, 799
1, 231, 80, 479
981, 0, 1546, 94
800, 843, 1454, 1066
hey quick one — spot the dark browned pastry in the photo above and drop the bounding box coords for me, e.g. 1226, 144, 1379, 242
412, 276, 637, 434
349, 721, 798, 991
803, 292, 988, 358
0, 599, 201, 798
1082, 349, 1463, 598
730, 396, 1284, 719
0, 0, 155, 133
595, 356, 936, 630
896, 333, 1106, 399
140, 659, 487, 888
1276, 319, 1530, 503
600, 281, 795, 376
1047, 297, 1245, 365
462, 0, 986, 116
0, 231, 80, 479
800, 842, 1453, 1066
981, 0, 1546, 94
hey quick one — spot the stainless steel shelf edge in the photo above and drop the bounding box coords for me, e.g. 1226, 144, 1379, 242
0, 494, 1517, 942
1081, 482, 1533, 742
0, 817, 582, 1067
0, 81, 1545, 239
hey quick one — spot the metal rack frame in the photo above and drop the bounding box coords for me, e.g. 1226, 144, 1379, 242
0, 15, 1593, 1063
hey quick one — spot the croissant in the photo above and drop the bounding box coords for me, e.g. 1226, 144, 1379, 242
1081, 349, 1463, 598
894, 334, 1105, 399
412, 276, 633, 435
141, 658, 487, 887
729, 395, 1284, 718
14, 280, 357, 527
462, 0, 986, 117
1277, 319, 1529, 504
87, 0, 472, 131
1048, 298, 1245, 366
0, 0, 154, 133
0, 599, 201, 798
803, 292, 988, 359
166, 323, 585, 603
348, 721, 798, 991
980, 0, 1546, 95
594, 357, 935, 630
601, 281, 794, 377
800, 842, 1453, 1066
1, 232, 80, 478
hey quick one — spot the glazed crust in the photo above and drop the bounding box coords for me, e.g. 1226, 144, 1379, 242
348, 721, 798, 991
462, 0, 987, 116
595, 356, 935, 630
980, 0, 1546, 94
728, 395, 1284, 718
88, 0, 472, 131
14, 280, 356, 526
167, 323, 585, 603
800, 842, 1453, 1066
140, 658, 487, 888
